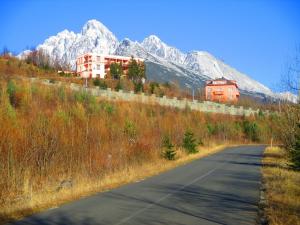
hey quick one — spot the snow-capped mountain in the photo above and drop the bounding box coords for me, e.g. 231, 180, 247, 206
34, 19, 118, 68
141, 35, 186, 64
115, 38, 150, 59
276, 92, 299, 103
184, 51, 274, 96
18, 19, 296, 101
115, 38, 210, 89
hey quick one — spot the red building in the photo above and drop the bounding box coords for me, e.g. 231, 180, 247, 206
205, 77, 240, 102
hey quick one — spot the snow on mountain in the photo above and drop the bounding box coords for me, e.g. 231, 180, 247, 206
17, 49, 32, 60
183, 51, 274, 96
18, 19, 294, 101
79, 19, 118, 54
141, 35, 186, 64
115, 38, 150, 59
276, 92, 299, 103
34, 19, 118, 68
184, 51, 224, 78
140, 38, 274, 97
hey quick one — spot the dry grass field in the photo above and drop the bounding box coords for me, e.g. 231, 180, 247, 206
263, 147, 300, 225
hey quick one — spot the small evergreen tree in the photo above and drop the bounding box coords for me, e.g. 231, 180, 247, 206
99, 80, 108, 90
119, 62, 123, 77
139, 62, 146, 80
128, 56, 146, 83
134, 81, 143, 93
183, 130, 198, 154
243, 120, 260, 142
149, 82, 159, 94
93, 78, 101, 86
128, 57, 139, 81
290, 123, 300, 170
6, 80, 17, 107
162, 135, 176, 160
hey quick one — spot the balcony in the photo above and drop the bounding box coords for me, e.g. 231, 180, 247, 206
213, 91, 224, 95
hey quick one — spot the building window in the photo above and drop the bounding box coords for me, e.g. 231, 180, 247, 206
97, 56, 100, 62
207, 88, 212, 100
97, 64, 101, 70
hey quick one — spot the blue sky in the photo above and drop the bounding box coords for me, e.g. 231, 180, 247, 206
1, 0, 300, 91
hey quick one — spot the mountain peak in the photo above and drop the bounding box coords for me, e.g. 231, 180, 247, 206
120, 38, 134, 46
142, 35, 164, 47
81, 19, 113, 36
146, 34, 161, 41
189, 51, 213, 57
141, 35, 186, 64
56, 29, 75, 37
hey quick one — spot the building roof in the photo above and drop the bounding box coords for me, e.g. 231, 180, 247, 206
76, 53, 144, 62
206, 77, 238, 87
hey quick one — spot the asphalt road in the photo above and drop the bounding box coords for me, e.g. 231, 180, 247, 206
10, 145, 265, 225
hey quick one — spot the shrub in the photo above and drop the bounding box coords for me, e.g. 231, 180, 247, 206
99, 80, 108, 90
93, 78, 101, 86
207, 123, 216, 136
134, 81, 143, 93
183, 130, 198, 154
49, 79, 55, 84
74, 90, 90, 103
163, 81, 170, 88
162, 135, 176, 160
243, 120, 260, 142
258, 109, 264, 118
290, 123, 300, 170
93, 78, 108, 90
124, 119, 137, 140
101, 102, 114, 115
6, 80, 16, 96
6, 80, 23, 108
149, 82, 159, 94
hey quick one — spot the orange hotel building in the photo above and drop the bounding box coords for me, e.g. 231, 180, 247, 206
205, 77, 240, 103
76, 53, 144, 79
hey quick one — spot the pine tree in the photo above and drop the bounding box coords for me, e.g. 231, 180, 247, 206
119, 62, 123, 77
128, 56, 139, 82
183, 130, 198, 154
291, 123, 300, 170
162, 135, 176, 160
128, 56, 146, 83
6, 80, 17, 107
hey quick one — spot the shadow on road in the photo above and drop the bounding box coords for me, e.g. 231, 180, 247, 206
6, 213, 103, 225
103, 167, 261, 225
6, 146, 263, 225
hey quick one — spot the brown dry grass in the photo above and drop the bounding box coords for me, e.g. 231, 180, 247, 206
263, 147, 300, 225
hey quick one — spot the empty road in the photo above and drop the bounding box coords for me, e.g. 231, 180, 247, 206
10, 145, 265, 225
